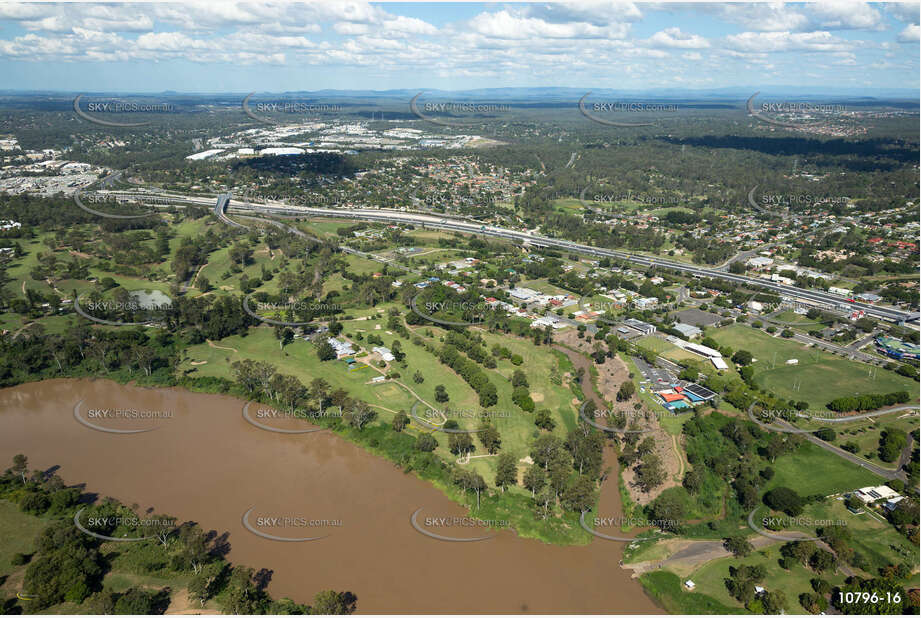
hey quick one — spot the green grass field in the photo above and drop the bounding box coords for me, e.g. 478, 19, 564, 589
639, 570, 744, 614
635, 335, 702, 364
797, 498, 918, 576
685, 543, 847, 613
794, 410, 919, 468
764, 440, 880, 497
179, 322, 579, 488
709, 325, 917, 409
0, 500, 46, 582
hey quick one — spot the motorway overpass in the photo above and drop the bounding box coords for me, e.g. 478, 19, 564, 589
210, 194, 917, 324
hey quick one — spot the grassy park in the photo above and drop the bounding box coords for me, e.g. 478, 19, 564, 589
709, 325, 917, 409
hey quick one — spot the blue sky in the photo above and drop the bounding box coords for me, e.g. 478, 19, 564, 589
0, 1, 918, 93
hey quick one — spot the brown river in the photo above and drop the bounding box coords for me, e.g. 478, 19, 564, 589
0, 379, 661, 614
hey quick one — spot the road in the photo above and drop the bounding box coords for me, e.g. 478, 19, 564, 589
773, 409, 917, 481
790, 331, 885, 366
190, 193, 919, 323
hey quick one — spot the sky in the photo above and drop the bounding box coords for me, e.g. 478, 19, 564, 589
0, 1, 918, 93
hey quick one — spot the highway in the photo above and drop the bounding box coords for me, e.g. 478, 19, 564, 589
138, 190, 918, 324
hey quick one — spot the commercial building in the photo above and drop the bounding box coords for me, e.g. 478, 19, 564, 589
747, 256, 774, 269
673, 323, 702, 339
623, 318, 656, 335
875, 336, 920, 361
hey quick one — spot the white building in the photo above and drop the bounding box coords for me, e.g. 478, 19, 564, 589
509, 287, 538, 301
635, 297, 658, 309
372, 346, 395, 362
854, 485, 900, 504
747, 256, 774, 269
327, 337, 355, 359
674, 323, 702, 339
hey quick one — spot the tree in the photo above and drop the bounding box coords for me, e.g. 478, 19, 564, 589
523, 464, 547, 497
392, 411, 408, 432
764, 487, 804, 516
647, 492, 685, 533
452, 468, 487, 509
412, 370, 424, 384
114, 588, 157, 614
724, 535, 754, 558
414, 434, 438, 452
12, 454, 27, 484
635, 452, 666, 493
344, 402, 376, 430
511, 369, 529, 388
732, 349, 753, 366
616, 381, 635, 401
682, 468, 703, 493
809, 549, 836, 573
317, 341, 336, 361
511, 385, 535, 412
495, 453, 518, 491
448, 432, 474, 456
478, 423, 502, 454
562, 476, 596, 512
310, 590, 357, 615
434, 384, 449, 403
534, 408, 555, 431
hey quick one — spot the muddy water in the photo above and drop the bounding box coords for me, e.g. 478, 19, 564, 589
0, 379, 661, 614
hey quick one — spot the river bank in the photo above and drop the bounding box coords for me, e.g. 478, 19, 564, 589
0, 378, 662, 614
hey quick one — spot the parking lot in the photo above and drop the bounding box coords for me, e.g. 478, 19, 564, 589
633, 356, 677, 386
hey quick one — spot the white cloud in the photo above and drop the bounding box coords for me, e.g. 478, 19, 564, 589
646, 27, 710, 49
467, 9, 628, 40
724, 30, 855, 53
886, 2, 920, 25
809, 0, 884, 30
897, 23, 921, 42
718, 2, 810, 32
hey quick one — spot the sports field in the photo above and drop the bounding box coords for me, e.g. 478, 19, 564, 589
709, 325, 917, 409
